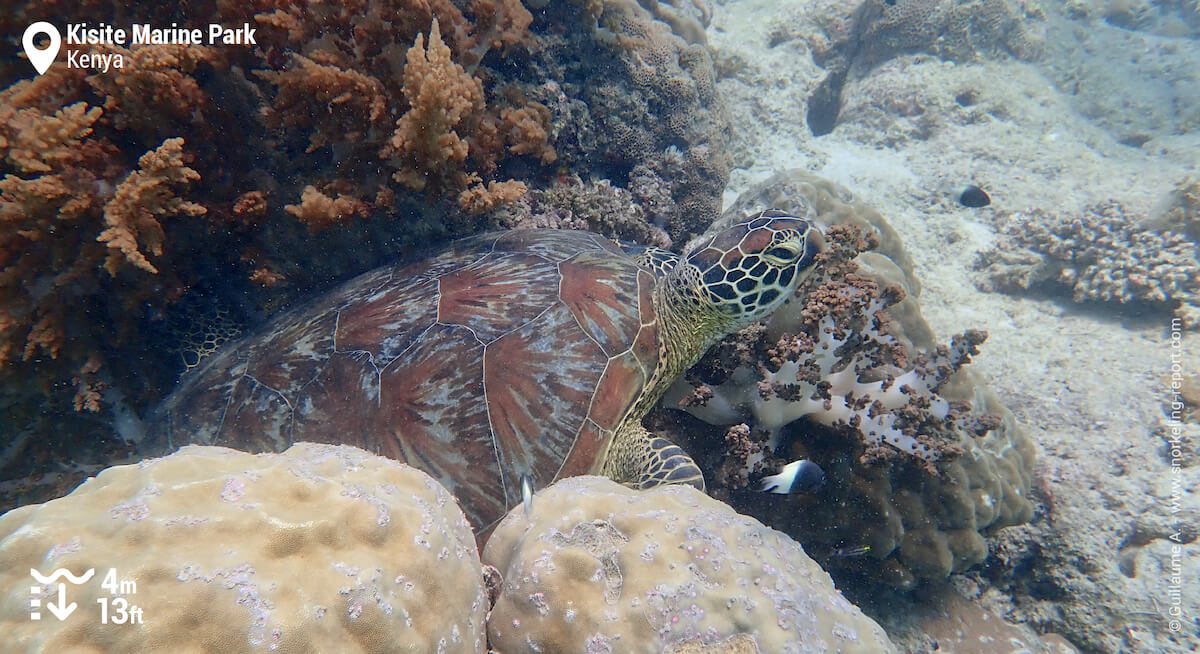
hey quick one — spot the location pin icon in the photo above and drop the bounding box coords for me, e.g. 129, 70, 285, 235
22, 22, 61, 75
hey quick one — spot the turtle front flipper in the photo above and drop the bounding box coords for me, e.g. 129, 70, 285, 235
641, 434, 706, 491
604, 423, 705, 492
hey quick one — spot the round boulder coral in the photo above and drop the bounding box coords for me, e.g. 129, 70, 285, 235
0, 443, 487, 653
482, 475, 896, 654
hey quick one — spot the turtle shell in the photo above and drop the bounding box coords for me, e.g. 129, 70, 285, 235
152, 230, 661, 531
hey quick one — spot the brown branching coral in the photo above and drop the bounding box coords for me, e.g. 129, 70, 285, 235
256, 55, 389, 153
98, 138, 207, 275
84, 44, 223, 140
0, 0, 731, 503
462, 0, 535, 66
386, 19, 486, 194
499, 103, 558, 164
457, 178, 527, 214
284, 186, 371, 233
384, 18, 537, 214
0, 100, 203, 421
1, 102, 101, 174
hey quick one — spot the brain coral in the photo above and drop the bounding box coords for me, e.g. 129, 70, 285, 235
482, 475, 897, 654
0, 443, 487, 653
652, 170, 1035, 588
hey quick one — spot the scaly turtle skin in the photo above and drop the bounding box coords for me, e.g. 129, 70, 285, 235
148, 211, 823, 532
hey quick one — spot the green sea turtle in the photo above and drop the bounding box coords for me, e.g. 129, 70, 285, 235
147, 211, 824, 532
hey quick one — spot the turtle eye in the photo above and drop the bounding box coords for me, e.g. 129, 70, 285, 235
763, 246, 799, 261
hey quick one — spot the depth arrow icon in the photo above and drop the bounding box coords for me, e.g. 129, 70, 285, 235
45, 583, 76, 621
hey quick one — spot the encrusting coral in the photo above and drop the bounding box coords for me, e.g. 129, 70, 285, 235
978, 193, 1200, 327
650, 171, 1035, 588
483, 475, 898, 654
0, 443, 489, 653
855, 0, 1047, 63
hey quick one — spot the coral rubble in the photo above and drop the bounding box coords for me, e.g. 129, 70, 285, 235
652, 171, 1035, 588
0, 443, 488, 652
483, 475, 897, 653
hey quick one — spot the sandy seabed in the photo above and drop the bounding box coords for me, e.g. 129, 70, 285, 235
710, 0, 1200, 652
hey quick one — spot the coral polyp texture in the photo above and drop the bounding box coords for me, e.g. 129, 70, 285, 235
0, 0, 731, 498
482, 475, 897, 654
652, 171, 1035, 588
978, 190, 1200, 328
854, 0, 1047, 63
0, 443, 488, 653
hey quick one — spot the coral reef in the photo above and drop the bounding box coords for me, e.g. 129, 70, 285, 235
779, 0, 1046, 135
651, 171, 1035, 588
0, 443, 488, 652
977, 197, 1200, 327
854, 0, 1046, 64
482, 475, 897, 654
0, 88, 207, 426
0, 0, 732, 493
495, 174, 673, 246
535, 0, 731, 238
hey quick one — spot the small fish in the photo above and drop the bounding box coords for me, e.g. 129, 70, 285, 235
830, 544, 872, 559
758, 459, 826, 494
958, 185, 991, 208
520, 473, 534, 517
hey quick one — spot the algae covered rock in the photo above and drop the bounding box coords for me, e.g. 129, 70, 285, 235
482, 475, 896, 654
0, 443, 487, 653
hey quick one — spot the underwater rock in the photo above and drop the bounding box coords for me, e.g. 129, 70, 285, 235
959, 184, 992, 208
482, 475, 897, 654
0, 443, 488, 652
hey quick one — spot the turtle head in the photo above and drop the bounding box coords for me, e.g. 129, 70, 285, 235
680, 210, 825, 328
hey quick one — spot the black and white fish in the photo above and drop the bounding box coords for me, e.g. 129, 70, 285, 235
758, 459, 826, 494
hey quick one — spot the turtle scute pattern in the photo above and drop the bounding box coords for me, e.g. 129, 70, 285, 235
152, 230, 663, 532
